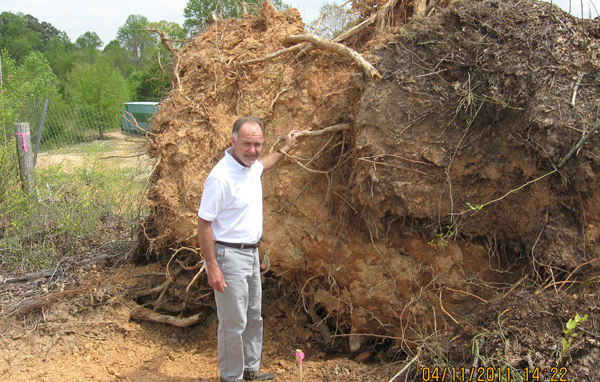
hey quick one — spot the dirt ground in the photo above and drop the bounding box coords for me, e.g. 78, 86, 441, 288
0, 259, 397, 382
2, 252, 599, 381
35, 131, 152, 171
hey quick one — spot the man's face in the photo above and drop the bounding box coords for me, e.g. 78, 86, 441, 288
231, 122, 264, 167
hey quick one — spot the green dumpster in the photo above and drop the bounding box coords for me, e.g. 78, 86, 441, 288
121, 102, 160, 134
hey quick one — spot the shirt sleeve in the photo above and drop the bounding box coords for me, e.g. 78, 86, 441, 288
198, 176, 226, 221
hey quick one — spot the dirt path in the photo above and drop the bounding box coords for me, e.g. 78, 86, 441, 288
35, 131, 152, 171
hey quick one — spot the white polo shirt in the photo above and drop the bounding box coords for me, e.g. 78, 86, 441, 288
197, 148, 264, 243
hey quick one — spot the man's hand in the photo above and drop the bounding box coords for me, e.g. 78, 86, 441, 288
280, 129, 301, 154
207, 266, 227, 293
260, 129, 302, 171
197, 217, 227, 293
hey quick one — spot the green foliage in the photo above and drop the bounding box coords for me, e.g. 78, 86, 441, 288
102, 41, 137, 79
76, 31, 104, 50
559, 313, 588, 364
127, 66, 171, 102
42, 32, 78, 83
0, 11, 63, 64
117, 15, 152, 60
65, 58, 130, 137
183, 0, 289, 34
0, 49, 62, 144
2, 49, 60, 103
0, 139, 19, 205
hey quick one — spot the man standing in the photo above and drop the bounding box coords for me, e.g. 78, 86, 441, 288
197, 116, 299, 382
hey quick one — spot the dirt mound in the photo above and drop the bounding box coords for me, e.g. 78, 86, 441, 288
141, 0, 600, 374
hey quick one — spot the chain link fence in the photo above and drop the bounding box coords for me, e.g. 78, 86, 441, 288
3, 97, 121, 154
0, 97, 153, 276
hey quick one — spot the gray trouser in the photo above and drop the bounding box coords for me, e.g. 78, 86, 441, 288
213, 243, 263, 382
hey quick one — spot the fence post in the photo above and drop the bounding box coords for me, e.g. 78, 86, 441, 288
14, 122, 36, 193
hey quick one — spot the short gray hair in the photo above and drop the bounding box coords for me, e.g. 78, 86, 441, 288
232, 116, 265, 138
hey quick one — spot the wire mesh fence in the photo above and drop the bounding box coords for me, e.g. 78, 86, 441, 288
3, 97, 121, 153
0, 97, 153, 275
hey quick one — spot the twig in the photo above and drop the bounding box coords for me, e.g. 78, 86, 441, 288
358, 157, 433, 177
238, 44, 307, 66
559, 258, 598, 291
445, 287, 487, 303
334, 0, 400, 43
129, 306, 207, 327
502, 274, 528, 299
260, 253, 271, 276
269, 88, 292, 112
64, 330, 107, 341
123, 111, 158, 138
143, 27, 179, 56
439, 289, 459, 324
186, 264, 205, 293
329, 332, 421, 346
270, 123, 352, 153
571, 72, 584, 107
558, 119, 600, 168
388, 346, 422, 382
279, 151, 329, 174
100, 153, 147, 160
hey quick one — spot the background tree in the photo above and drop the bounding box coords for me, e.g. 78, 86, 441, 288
42, 31, 77, 83
76, 31, 104, 50
117, 15, 152, 61
65, 58, 130, 138
306, 2, 358, 40
2, 50, 60, 103
183, 0, 289, 35
0, 12, 46, 63
0, 49, 62, 143
126, 20, 186, 101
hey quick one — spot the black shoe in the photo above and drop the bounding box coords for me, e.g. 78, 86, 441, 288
243, 370, 274, 381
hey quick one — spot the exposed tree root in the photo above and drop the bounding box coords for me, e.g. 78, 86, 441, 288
270, 123, 352, 153
284, 35, 381, 80
128, 267, 184, 299
129, 306, 207, 327
238, 44, 307, 66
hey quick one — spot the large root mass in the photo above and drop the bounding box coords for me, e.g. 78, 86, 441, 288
137, 0, 600, 370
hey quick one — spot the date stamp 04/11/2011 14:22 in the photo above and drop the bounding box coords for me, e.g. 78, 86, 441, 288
421, 366, 570, 382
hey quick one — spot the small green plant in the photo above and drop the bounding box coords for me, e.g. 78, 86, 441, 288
559, 313, 588, 364
428, 225, 455, 247
466, 202, 483, 213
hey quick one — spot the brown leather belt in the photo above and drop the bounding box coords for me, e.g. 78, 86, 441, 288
215, 241, 260, 249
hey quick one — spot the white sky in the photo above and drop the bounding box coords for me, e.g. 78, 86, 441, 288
1, 0, 598, 46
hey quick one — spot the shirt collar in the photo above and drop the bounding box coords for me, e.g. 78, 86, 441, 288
225, 147, 249, 171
